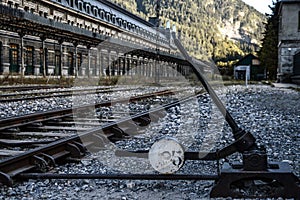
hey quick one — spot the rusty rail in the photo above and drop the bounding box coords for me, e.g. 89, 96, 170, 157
0, 88, 190, 185
0, 85, 65, 92
0, 89, 175, 130
0, 87, 136, 102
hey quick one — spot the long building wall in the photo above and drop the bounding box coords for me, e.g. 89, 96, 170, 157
0, 0, 184, 77
0, 30, 188, 78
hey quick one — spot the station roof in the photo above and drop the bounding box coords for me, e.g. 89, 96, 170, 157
56, 0, 166, 39
234, 54, 259, 66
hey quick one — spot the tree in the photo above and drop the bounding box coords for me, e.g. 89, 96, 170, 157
110, 0, 266, 64
258, 0, 279, 80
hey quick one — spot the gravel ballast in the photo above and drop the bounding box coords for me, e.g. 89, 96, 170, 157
0, 85, 299, 199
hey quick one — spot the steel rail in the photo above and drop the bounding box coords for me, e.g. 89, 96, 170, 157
0, 91, 202, 185
0, 85, 64, 92
0, 89, 175, 130
0, 87, 137, 102
172, 34, 300, 199
0, 86, 112, 98
173, 35, 257, 155
173, 37, 240, 134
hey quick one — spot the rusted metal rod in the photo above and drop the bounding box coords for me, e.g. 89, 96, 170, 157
0, 89, 174, 130
173, 35, 241, 134
18, 173, 219, 180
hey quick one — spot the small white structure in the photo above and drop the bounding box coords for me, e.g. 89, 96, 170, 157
233, 54, 265, 81
234, 65, 250, 81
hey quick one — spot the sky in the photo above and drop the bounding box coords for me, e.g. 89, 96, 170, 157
242, 0, 274, 14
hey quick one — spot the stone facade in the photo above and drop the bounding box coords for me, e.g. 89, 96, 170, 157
278, 0, 300, 83
0, 0, 183, 78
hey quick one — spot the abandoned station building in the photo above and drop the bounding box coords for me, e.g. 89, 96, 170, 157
277, 0, 300, 83
0, 0, 190, 78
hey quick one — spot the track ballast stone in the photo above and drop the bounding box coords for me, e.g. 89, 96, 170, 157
0, 85, 299, 199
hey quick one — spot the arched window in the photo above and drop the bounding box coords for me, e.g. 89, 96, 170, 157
83, 3, 91, 14
117, 18, 122, 26
105, 12, 111, 22
70, 0, 74, 7
127, 22, 131, 30
99, 10, 104, 19
112, 15, 116, 24
93, 7, 98, 17
78, 2, 83, 11
131, 24, 135, 32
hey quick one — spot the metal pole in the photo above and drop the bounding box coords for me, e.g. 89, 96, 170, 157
173, 35, 241, 134
18, 173, 219, 181
245, 65, 249, 88
245, 69, 248, 87
155, 0, 161, 84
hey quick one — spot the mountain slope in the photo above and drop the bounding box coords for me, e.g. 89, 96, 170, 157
109, 0, 267, 65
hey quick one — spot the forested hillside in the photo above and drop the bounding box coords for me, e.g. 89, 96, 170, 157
109, 0, 266, 70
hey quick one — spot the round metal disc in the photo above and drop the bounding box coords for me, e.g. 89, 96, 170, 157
149, 138, 185, 174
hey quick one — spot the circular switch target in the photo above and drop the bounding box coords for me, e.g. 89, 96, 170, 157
149, 138, 185, 174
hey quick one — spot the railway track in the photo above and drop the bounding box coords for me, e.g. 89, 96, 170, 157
1, 83, 298, 198
0, 85, 65, 92
0, 88, 191, 185
0, 86, 141, 102
0, 86, 185, 120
